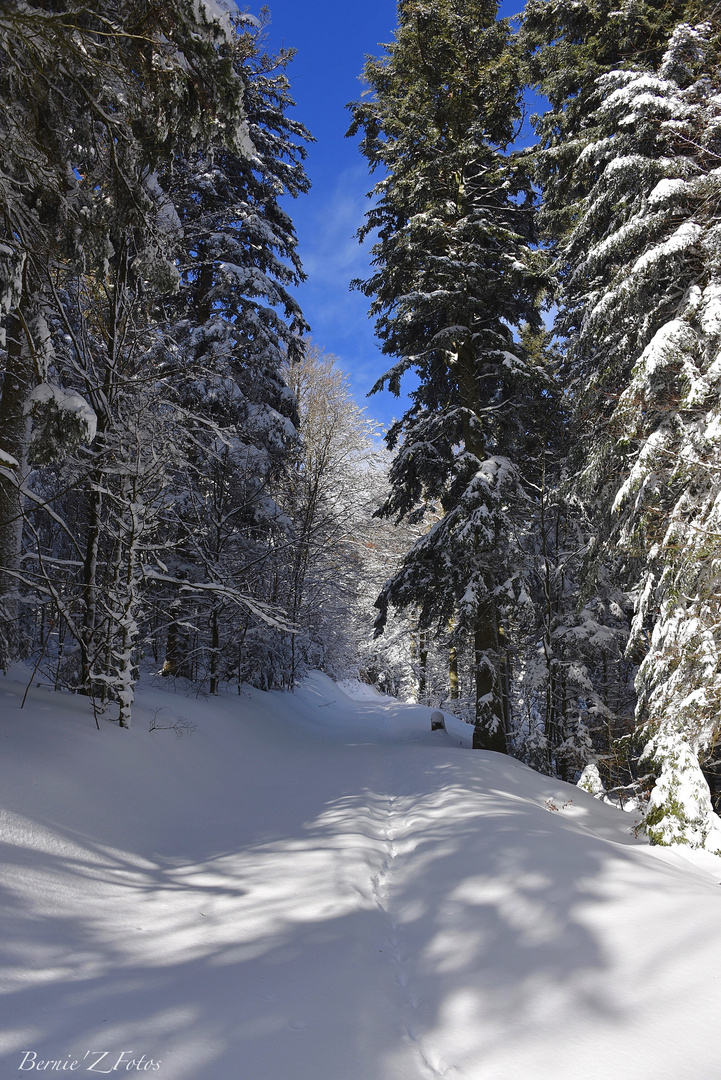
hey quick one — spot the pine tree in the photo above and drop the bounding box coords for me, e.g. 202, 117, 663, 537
349, 0, 544, 750
155, 21, 311, 695
585, 21, 721, 848
0, 0, 249, 675
520, 0, 689, 246
524, 2, 721, 845
0, 2, 315, 723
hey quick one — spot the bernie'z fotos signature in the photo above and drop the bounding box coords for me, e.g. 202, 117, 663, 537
19, 1051, 161, 1073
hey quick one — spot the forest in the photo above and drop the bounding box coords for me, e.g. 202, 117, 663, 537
1, 0, 721, 852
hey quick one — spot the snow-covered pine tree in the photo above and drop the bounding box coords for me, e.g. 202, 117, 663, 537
590, 23, 721, 848
514, 469, 637, 783
153, 19, 311, 694
348, 0, 544, 751
526, 5, 721, 845
0, 1, 290, 724
0, 1, 252, 674
521, 0, 689, 248
0, 3, 102, 665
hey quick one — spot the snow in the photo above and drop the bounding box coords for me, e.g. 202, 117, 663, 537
0, 447, 19, 470
700, 282, 721, 338
193, 0, 238, 35
611, 423, 670, 516
25, 383, 98, 445
577, 763, 606, 798
0, 243, 24, 318
499, 350, 526, 372
631, 221, 703, 276
141, 172, 182, 234
2, 669, 721, 1079
648, 177, 687, 206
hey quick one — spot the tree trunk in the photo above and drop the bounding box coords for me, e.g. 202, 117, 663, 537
538, 448, 556, 770
0, 305, 37, 662
472, 601, 506, 753
164, 594, 190, 679
209, 603, 221, 695
457, 341, 485, 463
449, 642, 459, 701
80, 470, 103, 692
418, 628, 428, 704
498, 622, 511, 736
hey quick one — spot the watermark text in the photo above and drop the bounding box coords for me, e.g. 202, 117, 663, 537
19, 1051, 161, 1073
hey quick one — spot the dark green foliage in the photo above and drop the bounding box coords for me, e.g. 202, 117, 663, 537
520, 0, 690, 241
349, 0, 547, 745
0, 3, 314, 715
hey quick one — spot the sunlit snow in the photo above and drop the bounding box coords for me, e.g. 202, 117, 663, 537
1, 670, 720, 1079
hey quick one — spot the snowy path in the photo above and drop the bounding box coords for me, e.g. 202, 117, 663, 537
1, 671, 721, 1079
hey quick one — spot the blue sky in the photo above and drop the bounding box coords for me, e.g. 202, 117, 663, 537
260, 1, 533, 430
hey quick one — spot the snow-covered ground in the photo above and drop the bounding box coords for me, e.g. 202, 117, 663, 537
1, 669, 721, 1080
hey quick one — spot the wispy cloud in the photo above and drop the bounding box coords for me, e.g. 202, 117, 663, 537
286, 165, 413, 429
297, 163, 376, 286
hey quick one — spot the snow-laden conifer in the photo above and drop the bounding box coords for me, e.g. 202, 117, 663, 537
541, 15, 721, 846
155, 22, 311, 694
0, 3, 313, 720
349, 0, 545, 750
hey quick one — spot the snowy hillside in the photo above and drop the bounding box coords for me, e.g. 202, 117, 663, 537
1, 670, 721, 1080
